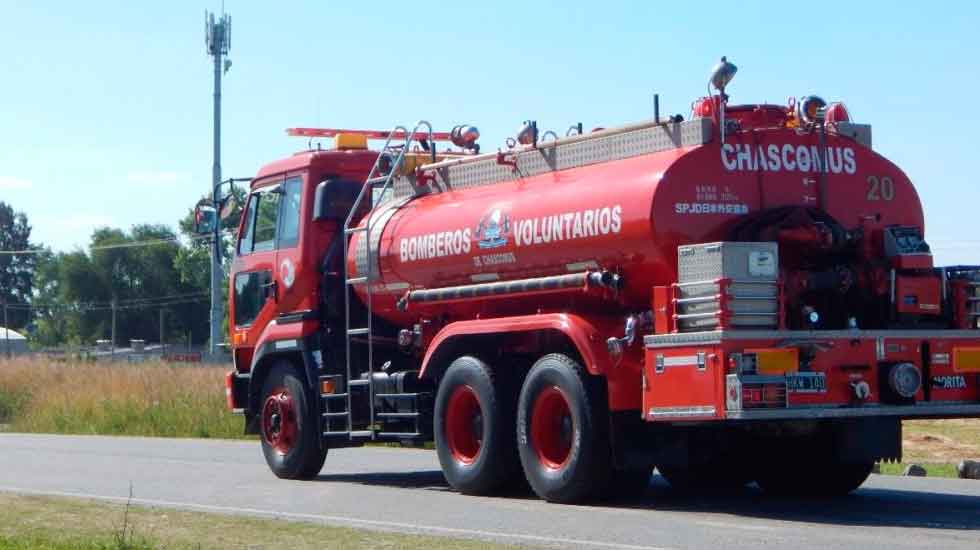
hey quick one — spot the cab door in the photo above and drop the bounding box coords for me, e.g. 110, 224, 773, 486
272, 174, 310, 317
231, 177, 284, 365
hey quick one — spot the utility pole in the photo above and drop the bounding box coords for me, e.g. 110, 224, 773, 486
159, 308, 166, 357
2, 302, 9, 359
110, 299, 117, 361
206, 10, 231, 357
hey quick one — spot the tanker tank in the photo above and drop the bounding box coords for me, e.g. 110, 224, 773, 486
347, 110, 923, 327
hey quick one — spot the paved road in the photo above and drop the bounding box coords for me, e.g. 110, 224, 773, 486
1, 434, 978, 549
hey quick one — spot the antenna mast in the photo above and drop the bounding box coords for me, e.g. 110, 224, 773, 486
205, 9, 231, 356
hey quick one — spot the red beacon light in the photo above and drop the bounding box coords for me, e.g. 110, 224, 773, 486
824, 102, 851, 124
692, 96, 717, 118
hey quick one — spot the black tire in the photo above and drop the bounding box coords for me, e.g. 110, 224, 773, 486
434, 356, 520, 495
658, 463, 751, 493
755, 459, 873, 497
517, 353, 612, 503
608, 468, 653, 499
259, 361, 327, 480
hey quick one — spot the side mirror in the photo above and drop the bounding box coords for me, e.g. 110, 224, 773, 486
219, 193, 238, 220
193, 204, 218, 234
313, 179, 361, 222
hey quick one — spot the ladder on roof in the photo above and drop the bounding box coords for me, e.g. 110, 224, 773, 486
335, 121, 435, 440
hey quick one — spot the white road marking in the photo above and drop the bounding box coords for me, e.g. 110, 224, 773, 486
692, 520, 775, 532
0, 486, 675, 550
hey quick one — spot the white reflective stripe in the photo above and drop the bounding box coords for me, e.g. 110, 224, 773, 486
662, 355, 699, 367
648, 405, 717, 418
566, 260, 599, 272
274, 340, 297, 350
386, 282, 410, 291
470, 273, 500, 283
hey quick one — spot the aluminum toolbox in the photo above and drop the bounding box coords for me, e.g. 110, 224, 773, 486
676, 242, 780, 331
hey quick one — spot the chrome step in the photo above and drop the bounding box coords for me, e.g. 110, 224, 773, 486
322, 412, 349, 418
378, 432, 423, 438
349, 430, 374, 438
347, 328, 370, 336
348, 379, 370, 387
321, 392, 349, 399
377, 412, 420, 418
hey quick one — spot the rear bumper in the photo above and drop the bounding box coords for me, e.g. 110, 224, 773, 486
641, 329, 980, 422
726, 402, 980, 421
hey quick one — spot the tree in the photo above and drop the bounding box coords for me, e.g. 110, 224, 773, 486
33, 225, 211, 347
0, 201, 38, 330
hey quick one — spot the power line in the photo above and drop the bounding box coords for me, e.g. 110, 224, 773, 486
0, 230, 237, 255
6, 291, 211, 312
10, 297, 209, 313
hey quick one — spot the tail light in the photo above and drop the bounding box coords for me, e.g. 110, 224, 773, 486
726, 374, 787, 411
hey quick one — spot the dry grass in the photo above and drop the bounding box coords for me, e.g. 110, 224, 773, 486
903, 419, 980, 461
0, 493, 520, 549
0, 358, 246, 439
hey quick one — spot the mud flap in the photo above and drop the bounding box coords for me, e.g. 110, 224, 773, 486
833, 417, 902, 463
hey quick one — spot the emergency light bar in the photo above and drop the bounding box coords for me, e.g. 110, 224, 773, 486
286, 127, 454, 141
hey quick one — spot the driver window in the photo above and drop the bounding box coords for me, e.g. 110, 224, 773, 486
237, 194, 258, 255
277, 177, 302, 248
252, 187, 281, 252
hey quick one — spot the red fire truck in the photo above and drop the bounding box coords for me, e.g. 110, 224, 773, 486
224, 58, 980, 503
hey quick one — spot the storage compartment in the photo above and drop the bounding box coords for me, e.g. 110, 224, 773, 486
675, 242, 780, 332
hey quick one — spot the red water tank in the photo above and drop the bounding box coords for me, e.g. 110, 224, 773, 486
348, 119, 923, 326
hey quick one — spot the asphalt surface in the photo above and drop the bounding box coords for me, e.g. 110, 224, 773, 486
1, 434, 978, 549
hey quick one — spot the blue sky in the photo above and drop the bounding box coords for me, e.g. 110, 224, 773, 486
1, 1, 979, 264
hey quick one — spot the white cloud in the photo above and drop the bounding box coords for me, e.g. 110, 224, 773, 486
126, 170, 186, 186
0, 176, 33, 190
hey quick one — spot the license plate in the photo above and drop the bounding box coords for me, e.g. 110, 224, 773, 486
786, 372, 826, 393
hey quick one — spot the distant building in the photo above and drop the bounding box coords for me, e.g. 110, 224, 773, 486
0, 327, 28, 356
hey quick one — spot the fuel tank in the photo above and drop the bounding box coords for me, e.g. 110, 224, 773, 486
347, 118, 924, 326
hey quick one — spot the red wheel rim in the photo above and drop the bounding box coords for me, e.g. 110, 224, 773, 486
445, 385, 482, 465
530, 386, 573, 470
261, 386, 298, 456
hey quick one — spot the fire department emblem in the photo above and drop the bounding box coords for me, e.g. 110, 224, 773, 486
475, 208, 511, 249
280, 258, 295, 289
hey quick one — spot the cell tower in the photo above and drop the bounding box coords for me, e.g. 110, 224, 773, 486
205, 10, 231, 355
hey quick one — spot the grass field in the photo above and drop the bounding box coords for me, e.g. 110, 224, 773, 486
0, 493, 517, 549
0, 358, 246, 440
0, 358, 976, 478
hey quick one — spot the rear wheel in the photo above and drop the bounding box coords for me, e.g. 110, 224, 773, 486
259, 361, 327, 479
658, 462, 751, 493
434, 356, 520, 495
517, 353, 612, 503
609, 467, 654, 499
755, 459, 873, 497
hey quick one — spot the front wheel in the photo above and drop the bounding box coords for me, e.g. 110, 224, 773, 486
517, 353, 612, 503
259, 361, 327, 479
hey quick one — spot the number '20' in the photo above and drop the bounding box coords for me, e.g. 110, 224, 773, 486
866, 175, 895, 201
